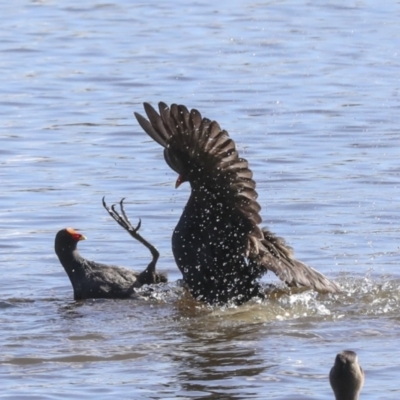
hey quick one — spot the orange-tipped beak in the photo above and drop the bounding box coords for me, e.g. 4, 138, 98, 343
66, 227, 87, 241
175, 174, 184, 189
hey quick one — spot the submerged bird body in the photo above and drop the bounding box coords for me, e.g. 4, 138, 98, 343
330, 350, 364, 400
55, 200, 166, 300
55, 229, 143, 299
135, 102, 339, 304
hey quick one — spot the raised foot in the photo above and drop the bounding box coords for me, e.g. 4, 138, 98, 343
102, 196, 142, 236
102, 196, 162, 285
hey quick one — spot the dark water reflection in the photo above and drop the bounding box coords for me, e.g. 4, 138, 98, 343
172, 324, 267, 399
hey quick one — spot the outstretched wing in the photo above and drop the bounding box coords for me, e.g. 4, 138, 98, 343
254, 228, 340, 293
135, 102, 339, 294
135, 102, 263, 240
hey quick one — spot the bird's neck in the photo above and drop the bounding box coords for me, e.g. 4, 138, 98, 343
58, 248, 85, 277
189, 184, 219, 201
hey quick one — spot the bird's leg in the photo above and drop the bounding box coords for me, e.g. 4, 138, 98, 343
102, 197, 160, 284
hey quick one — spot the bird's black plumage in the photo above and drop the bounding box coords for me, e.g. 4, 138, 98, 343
135, 102, 339, 304
55, 199, 167, 300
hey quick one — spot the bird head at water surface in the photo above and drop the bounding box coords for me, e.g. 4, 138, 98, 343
330, 350, 364, 400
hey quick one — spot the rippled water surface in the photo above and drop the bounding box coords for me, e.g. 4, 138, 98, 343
1, 1, 400, 399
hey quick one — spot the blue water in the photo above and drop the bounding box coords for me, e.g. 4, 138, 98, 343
1, 1, 400, 398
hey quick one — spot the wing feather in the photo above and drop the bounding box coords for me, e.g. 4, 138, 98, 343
134, 101, 339, 294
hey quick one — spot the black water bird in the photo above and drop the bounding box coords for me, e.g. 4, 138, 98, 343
135, 102, 339, 304
55, 198, 167, 300
330, 350, 364, 400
